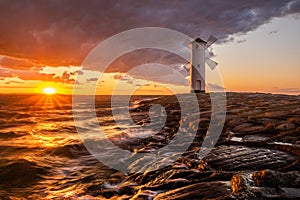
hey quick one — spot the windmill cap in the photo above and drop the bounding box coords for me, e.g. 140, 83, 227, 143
194, 37, 207, 44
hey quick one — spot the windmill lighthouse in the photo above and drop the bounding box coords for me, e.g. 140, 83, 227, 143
190, 36, 218, 93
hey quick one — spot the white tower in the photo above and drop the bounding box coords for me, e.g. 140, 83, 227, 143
189, 36, 218, 93
190, 38, 207, 93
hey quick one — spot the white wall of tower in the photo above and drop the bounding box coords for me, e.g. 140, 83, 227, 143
190, 41, 205, 92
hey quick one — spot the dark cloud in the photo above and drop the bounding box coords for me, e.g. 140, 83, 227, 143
126, 80, 133, 84
268, 87, 300, 94
125, 63, 189, 86
56, 71, 75, 84
0, 57, 41, 69
0, 85, 33, 89
86, 77, 98, 82
236, 39, 247, 44
0, 65, 79, 84
269, 30, 279, 34
4, 80, 23, 84
0, 0, 299, 72
207, 83, 226, 91
39, 66, 81, 83
0, 67, 55, 81
77, 70, 84, 75
113, 73, 123, 80
107, 49, 185, 73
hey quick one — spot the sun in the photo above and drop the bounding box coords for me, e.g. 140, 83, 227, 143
43, 87, 56, 95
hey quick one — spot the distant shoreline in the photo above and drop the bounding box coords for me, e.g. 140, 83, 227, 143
0, 92, 299, 96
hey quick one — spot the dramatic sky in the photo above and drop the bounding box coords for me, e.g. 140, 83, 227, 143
0, 0, 299, 94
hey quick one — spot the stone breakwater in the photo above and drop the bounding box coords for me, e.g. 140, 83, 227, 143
88, 93, 300, 199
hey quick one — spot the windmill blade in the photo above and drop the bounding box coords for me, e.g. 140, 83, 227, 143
205, 35, 217, 48
183, 39, 191, 48
184, 65, 191, 71
205, 58, 218, 70
183, 62, 190, 71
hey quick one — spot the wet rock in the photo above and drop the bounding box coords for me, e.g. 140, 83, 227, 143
139, 169, 198, 186
253, 170, 300, 188
226, 118, 245, 128
205, 145, 298, 171
276, 123, 296, 131
153, 181, 231, 200
140, 178, 190, 191
178, 157, 209, 170
185, 171, 234, 183
292, 108, 300, 115
131, 189, 160, 200
133, 167, 172, 185
231, 173, 252, 194
264, 111, 291, 118
108, 172, 127, 185
82, 94, 300, 199
171, 162, 189, 170
118, 181, 138, 196
233, 123, 266, 134
231, 170, 300, 199
243, 135, 268, 142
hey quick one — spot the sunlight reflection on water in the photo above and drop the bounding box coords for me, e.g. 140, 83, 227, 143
0, 94, 161, 198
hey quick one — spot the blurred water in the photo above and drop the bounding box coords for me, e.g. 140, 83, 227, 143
0, 94, 160, 199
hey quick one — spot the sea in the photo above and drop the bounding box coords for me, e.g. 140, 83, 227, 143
0, 94, 163, 199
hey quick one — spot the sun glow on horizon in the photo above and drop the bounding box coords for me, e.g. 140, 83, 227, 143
43, 87, 56, 95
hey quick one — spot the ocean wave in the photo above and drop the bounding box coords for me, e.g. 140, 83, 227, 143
0, 159, 49, 188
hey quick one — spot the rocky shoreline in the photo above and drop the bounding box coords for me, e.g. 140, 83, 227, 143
84, 92, 300, 199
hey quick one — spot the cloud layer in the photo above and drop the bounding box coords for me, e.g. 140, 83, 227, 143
0, 0, 299, 82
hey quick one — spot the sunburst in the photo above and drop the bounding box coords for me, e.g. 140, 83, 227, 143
43, 87, 56, 95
